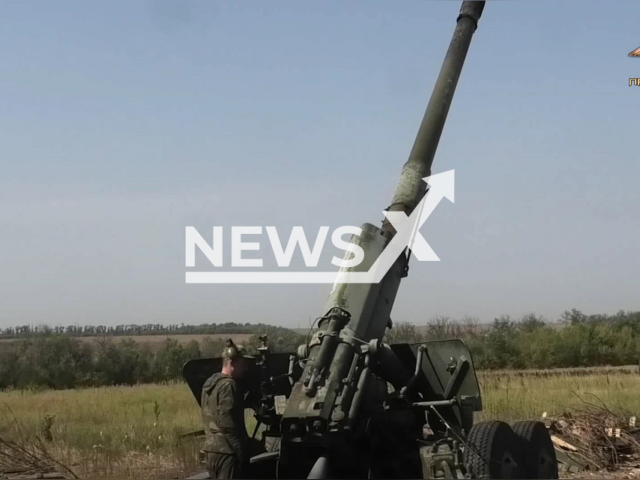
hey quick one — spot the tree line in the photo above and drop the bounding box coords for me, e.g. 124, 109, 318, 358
0, 326, 305, 390
0, 322, 285, 339
1, 309, 639, 390
385, 309, 640, 370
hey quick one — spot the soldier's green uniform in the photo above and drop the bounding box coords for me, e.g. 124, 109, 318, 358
202, 373, 249, 478
201, 343, 252, 479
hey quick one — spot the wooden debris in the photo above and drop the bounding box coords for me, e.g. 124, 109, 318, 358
0, 436, 76, 480
552, 435, 579, 452
544, 399, 640, 474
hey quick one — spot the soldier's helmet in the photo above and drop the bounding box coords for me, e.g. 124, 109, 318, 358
222, 339, 255, 360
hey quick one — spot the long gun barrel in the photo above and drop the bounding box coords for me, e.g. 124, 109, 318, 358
279, 2, 486, 476
384, 1, 485, 225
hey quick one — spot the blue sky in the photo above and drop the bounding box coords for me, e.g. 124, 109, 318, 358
1, 0, 639, 329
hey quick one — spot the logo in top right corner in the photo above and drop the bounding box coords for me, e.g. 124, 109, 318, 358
629, 46, 640, 86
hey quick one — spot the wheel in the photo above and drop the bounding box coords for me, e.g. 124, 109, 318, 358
464, 420, 524, 479
511, 421, 558, 479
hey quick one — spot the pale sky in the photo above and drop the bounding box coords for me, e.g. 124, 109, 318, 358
1, 0, 639, 329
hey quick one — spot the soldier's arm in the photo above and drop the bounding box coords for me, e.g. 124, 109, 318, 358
216, 381, 248, 460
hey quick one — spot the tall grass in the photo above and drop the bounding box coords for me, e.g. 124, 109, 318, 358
477, 369, 640, 422
0, 381, 202, 478
2, 369, 640, 478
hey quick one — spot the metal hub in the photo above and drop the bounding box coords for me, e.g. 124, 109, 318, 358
499, 450, 520, 479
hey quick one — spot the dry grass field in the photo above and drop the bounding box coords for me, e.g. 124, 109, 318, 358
476, 366, 640, 422
0, 382, 204, 478
2, 367, 640, 478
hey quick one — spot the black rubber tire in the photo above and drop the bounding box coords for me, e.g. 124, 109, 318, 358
511, 421, 558, 479
464, 420, 523, 479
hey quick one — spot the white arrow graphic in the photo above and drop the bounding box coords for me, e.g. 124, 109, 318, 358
333, 170, 455, 284
186, 170, 455, 284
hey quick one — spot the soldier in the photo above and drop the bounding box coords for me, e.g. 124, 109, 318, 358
201, 339, 255, 479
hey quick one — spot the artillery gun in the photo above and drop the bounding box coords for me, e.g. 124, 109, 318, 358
183, 2, 559, 478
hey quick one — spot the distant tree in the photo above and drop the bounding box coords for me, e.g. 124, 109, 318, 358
184, 340, 201, 360
384, 322, 423, 345
484, 317, 522, 369
152, 338, 192, 380
518, 313, 547, 333
201, 337, 226, 358
93, 338, 143, 385
560, 309, 588, 325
